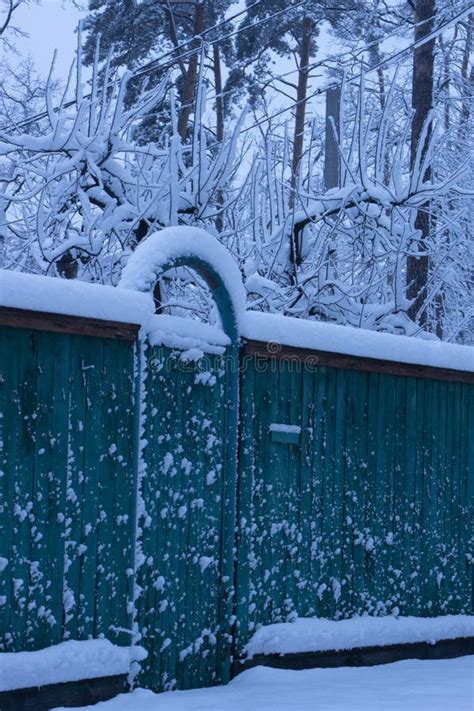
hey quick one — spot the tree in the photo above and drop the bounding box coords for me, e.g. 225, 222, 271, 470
83, 0, 234, 141
0, 0, 30, 48
235, 71, 471, 339
0, 1, 471, 341
226, 0, 357, 276
406, 0, 436, 327
0, 46, 244, 286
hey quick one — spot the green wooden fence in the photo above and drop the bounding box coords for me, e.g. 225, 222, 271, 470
0, 237, 473, 694
0, 325, 137, 652
138, 346, 234, 691
235, 354, 474, 649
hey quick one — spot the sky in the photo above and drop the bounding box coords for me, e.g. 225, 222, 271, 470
7, 1, 85, 77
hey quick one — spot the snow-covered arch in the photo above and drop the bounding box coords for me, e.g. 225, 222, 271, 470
119, 226, 245, 343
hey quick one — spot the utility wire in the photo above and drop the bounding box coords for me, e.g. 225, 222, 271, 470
0, 0, 306, 132
132, 0, 308, 80
238, 2, 474, 135
256, 2, 471, 86
160, 2, 472, 120
1, 1, 472, 134
131, 0, 273, 77
159, 2, 472, 139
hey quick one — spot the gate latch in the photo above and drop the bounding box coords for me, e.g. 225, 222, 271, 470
269, 423, 301, 445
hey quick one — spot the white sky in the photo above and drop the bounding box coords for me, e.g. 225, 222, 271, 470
7, 1, 85, 77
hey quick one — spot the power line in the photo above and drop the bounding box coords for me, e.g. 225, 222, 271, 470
259, 3, 468, 86
173, 2, 472, 124
132, 0, 308, 80
237, 2, 474, 136
136, 3, 474, 145
0, 0, 307, 132
1, 1, 472, 134
132, 0, 270, 77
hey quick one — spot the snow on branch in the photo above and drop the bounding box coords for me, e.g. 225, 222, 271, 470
0, 42, 244, 284
237, 74, 472, 340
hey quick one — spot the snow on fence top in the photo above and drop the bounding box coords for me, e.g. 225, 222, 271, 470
1, 226, 473, 372
119, 226, 246, 332
242, 312, 474, 373
147, 314, 230, 356
0, 268, 154, 325
0, 639, 147, 692
244, 615, 474, 659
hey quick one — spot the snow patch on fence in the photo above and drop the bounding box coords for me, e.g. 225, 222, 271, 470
0, 639, 147, 692
3, 229, 473, 374
147, 314, 230, 355
269, 423, 302, 434
0, 269, 154, 325
242, 311, 474, 373
244, 615, 474, 658
119, 227, 246, 330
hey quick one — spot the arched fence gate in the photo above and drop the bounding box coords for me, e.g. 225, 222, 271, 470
1, 227, 473, 693
119, 228, 242, 690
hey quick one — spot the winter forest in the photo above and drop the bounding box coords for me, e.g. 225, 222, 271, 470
0, 0, 472, 343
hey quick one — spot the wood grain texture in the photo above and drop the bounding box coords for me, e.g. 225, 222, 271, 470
0, 326, 137, 653
0, 306, 139, 340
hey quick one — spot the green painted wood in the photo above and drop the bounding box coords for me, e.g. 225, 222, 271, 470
321, 367, 337, 618
233, 356, 255, 647
47, 333, 70, 643
32, 331, 61, 647
235, 355, 474, 653
129, 246, 241, 692
137, 345, 235, 691
12, 327, 37, 648
309, 366, 329, 617
1, 313, 472, 695
467, 384, 474, 612
0, 325, 15, 641
332, 368, 346, 614
0, 326, 136, 652
296, 366, 314, 616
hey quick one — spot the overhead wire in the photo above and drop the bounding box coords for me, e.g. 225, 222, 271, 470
0, 0, 307, 131
237, 2, 474, 135
156, 1, 473, 125
1, 1, 472, 135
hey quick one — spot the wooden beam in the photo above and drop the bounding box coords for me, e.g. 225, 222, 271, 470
243, 340, 474, 385
0, 306, 140, 341
232, 636, 474, 676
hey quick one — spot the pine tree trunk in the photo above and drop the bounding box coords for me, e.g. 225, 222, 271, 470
324, 85, 341, 190
460, 13, 473, 127
177, 0, 205, 141
213, 42, 225, 232
406, 0, 436, 326
289, 17, 313, 277
323, 85, 341, 292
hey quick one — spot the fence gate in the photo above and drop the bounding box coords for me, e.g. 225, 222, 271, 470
124, 242, 241, 692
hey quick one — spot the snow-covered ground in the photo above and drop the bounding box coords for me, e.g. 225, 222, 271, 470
0, 640, 147, 692
245, 614, 474, 657
56, 657, 474, 711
